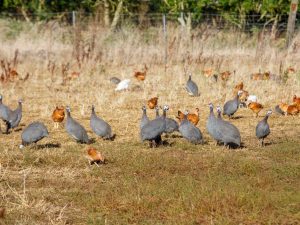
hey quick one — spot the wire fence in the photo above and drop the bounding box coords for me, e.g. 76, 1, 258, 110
0, 11, 299, 33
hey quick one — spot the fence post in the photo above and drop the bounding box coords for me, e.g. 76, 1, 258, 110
72, 11, 76, 27
286, 0, 298, 48
162, 14, 167, 68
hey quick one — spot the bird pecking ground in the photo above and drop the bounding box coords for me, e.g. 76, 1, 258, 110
0, 20, 300, 224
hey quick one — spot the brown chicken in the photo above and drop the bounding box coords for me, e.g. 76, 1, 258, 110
177, 108, 200, 125
86, 147, 105, 165
147, 97, 158, 109
51, 106, 65, 128
286, 66, 295, 74
134, 64, 148, 81
220, 71, 231, 81
278, 103, 289, 114
251, 71, 270, 80
287, 104, 299, 116
233, 82, 244, 96
293, 95, 300, 105
248, 102, 263, 117
203, 68, 213, 78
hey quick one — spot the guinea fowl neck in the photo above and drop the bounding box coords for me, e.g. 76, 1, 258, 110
67, 110, 71, 117
155, 109, 159, 118
162, 109, 167, 118
209, 107, 215, 118
263, 114, 269, 122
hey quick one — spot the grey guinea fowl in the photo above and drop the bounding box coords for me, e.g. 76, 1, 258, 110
216, 106, 241, 148
65, 106, 89, 143
223, 90, 243, 118
20, 122, 49, 147
256, 110, 272, 146
140, 105, 149, 129
110, 77, 121, 85
156, 106, 178, 133
179, 111, 203, 144
186, 74, 199, 96
0, 95, 12, 122
7, 99, 22, 132
274, 105, 284, 115
90, 105, 114, 140
206, 103, 222, 144
141, 105, 169, 147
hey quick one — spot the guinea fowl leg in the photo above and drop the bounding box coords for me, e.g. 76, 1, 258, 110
261, 139, 264, 147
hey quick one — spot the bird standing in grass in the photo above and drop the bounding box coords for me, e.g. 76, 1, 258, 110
6, 99, 22, 133
90, 105, 115, 140
185, 74, 199, 96
248, 102, 263, 117
179, 111, 203, 144
223, 90, 243, 118
52, 106, 65, 129
177, 108, 199, 125
141, 105, 169, 148
20, 122, 49, 148
0, 95, 12, 133
65, 106, 89, 144
256, 110, 272, 147
147, 97, 158, 109
86, 147, 105, 166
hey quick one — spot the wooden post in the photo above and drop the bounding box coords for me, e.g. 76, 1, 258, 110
72, 11, 76, 27
163, 14, 167, 68
286, 0, 298, 48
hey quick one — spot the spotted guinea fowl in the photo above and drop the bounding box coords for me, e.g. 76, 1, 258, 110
179, 111, 203, 144
223, 90, 243, 118
274, 105, 285, 115
186, 74, 199, 96
6, 99, 22, 132
156, 106, 179, 134
206, 103, 222, 144
216, 106, 241, 148
256, 110, 272, 146
90, 105, 115, 140
0, 95, 12, 128
65, 106, 89, 143
140, 105, 169, 147
110, 77, 121, 85
140, 106, 149, 129
20, 122, 49, 148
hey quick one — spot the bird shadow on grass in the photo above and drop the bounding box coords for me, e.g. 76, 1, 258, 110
36, 143, 61, 149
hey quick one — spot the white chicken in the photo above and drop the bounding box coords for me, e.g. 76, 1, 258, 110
115, 79, 130, 91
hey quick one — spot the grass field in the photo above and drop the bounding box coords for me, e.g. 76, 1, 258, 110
0, 19, 300, 224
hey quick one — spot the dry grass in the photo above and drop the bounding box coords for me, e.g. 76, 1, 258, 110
0, 19, 300, 224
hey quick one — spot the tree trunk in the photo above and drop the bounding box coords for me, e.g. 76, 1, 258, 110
271, 15, 278, 40
286, 0, 298, 48
104, 0, 110, 27
110, 0, 123, 31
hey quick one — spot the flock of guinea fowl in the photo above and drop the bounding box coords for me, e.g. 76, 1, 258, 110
1, 66, 300, 165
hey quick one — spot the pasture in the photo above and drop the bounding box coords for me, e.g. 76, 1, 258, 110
0, 19, 300, 224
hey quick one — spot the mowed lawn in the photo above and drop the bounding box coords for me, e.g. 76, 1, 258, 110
1, 135, 299, 224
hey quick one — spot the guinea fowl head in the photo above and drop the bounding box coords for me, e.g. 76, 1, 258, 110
266, 109, 272, 116
18, 99, 23, 104
208, 103, 214, 111
66, 106, 71, 116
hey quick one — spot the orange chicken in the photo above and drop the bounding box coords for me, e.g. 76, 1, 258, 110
293, 95, 300, 105
239, 90, 249, 102
287, 104, 299, 116
147, 97, 158, 109
134, 64, 148, 81
278, 103, 289, 114
86, 147, 105, 165
51, 106, 65, 128
220, 71, 231, 81
203, 68, 213, 78
251, 71, 270, 80
286, 66, 295, 74
233, 82, 244, 96
248, 102, 263, 117
177, 108, 200, 125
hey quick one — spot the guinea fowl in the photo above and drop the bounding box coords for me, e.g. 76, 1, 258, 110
179, 111, 203, 144
110, 77, 121, 85
274, 105, 285, 115
20, 122, 49, 148
256, 110, 272, 146
0, 95, 12, 132
6, 99, 22, 132
65, 106, 89, 144
186, 74, 199, 96
141, 105, 169, 147
206, 103, 222, 144
223, 90, 243, 118
156, 106, 179, 134
140, 106, 149, 129
90, 105, 114, 140
216, 106, 241, 148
